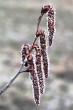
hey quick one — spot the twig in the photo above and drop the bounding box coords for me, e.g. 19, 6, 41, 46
0, 4, 56, 105
29, 14, 43, 53
0, 64, 27, 95
36, 14, 43, 32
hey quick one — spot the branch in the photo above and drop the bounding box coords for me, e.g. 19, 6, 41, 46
0, 64, 27, 95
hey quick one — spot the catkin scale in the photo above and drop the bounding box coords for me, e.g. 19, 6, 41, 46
33, 44, 44, 94
41, 5, 51, 14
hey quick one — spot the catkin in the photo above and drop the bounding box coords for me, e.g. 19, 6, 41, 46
33, 44, 45, 94
47, 6, 56, 46
37, 4, 56, 46
21, 44, 30, 64
20, 4, 56, 104
27, 55, 40, 104
40, 30, 48, 78
36, 29, 49, 78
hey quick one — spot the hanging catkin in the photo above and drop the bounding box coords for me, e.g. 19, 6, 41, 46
33, 44, 45, 94
36, 29, 49, 78
37, 4, 56, 46
27, 55, 40, 104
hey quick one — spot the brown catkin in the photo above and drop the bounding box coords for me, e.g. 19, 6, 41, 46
27, 55, 40, 104
0, 3, 56, 105
33, 44, 45, 94
20, 4, 55, 104
21, 44, 30, 64
47, 6, 56, 46
39, 29, 49, 78
37, 4, 56, 46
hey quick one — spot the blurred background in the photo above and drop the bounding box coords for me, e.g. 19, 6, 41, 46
0, 0, 73, 110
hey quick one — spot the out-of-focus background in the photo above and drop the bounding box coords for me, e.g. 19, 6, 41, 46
0, 0, 73, 110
